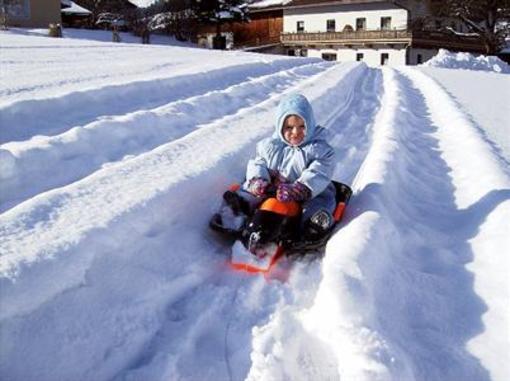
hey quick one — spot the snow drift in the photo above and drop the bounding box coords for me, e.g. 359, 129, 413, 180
422, 48, 510, 74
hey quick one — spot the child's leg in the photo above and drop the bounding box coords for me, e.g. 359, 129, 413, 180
223, 180, 266, 216
214, 186, 263, 232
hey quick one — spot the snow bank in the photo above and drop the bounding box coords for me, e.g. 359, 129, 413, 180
300, 68, 410, 381
422, 49, 510, 73
401, 67, 510, 381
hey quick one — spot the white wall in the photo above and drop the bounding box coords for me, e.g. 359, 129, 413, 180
284, 3, 408, 33
306, 47, 407, 66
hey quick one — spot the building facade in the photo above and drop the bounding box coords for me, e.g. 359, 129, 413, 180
197, 3, 284, 53
280, 0, 485, 66
1, 0, 61, 28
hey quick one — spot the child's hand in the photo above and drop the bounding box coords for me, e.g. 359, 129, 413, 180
276, 182, 311, 203
248, 178, 270, 197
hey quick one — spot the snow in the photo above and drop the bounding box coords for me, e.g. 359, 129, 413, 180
418, 67, 510, 163
422, 48, 510, 74
129, 0, 157, 7
1, 30, 510, 381
250, 0, 292, 9
61, 1, 92, 15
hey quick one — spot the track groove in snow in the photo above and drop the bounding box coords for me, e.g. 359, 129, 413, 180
0, 58, 318, 143
118, 66, 384, 381
0, 61, 330, 212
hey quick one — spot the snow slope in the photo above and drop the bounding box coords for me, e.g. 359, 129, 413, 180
1, 31, 509, 381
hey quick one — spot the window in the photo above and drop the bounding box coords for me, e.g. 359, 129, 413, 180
297, 21, 304, 32
322, 53, 337, 61
327, 19, 336, 32
381, 17, 392, 30
356, 18, 366, 31
416, 54, 423, 64
381, 53, 389, 66
356, 53, 364, 62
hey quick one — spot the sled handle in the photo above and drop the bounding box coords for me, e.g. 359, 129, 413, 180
333, 202, 346, 222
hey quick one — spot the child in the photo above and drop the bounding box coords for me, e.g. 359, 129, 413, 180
224, 93, 337, 238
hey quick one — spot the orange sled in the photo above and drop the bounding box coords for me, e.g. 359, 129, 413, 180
210, 182, 353, 274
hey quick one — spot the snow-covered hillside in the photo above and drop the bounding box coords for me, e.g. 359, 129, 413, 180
1, 30, 509, 381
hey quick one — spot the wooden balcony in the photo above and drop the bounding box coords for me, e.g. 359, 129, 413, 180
281, 29, 412, 46
281, 29, 484, 51
411, 31, 484, 52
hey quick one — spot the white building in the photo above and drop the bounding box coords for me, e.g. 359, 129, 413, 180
280, 0, 484, 66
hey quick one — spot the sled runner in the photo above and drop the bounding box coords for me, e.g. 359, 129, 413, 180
210, 181, 353, 274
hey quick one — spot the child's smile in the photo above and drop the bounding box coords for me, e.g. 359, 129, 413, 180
283, 115, 306, 146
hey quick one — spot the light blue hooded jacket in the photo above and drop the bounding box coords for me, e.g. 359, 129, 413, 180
245, 93, 336, 198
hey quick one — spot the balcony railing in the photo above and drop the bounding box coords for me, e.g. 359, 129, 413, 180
412, 31, 483, 51
281, 29, 484, 51
282, 29, 412, 44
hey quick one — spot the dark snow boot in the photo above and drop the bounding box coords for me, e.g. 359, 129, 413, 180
209, 191, 250, 237
223, 190, 250, 216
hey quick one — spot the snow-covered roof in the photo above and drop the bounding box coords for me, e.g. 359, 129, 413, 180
250, 0, 292, 9
128, 0, 156, 7
287, 0, 388, 7
62, 1, 92, 15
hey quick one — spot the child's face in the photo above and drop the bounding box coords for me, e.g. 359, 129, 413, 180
283, 115, 306, 146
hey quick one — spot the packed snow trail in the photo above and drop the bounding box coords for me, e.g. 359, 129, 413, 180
418, 67, 510, 164
116, 65, 384, 381
0, 61, 330, 212
247, 67, 510, 381
0, 62, 368, 380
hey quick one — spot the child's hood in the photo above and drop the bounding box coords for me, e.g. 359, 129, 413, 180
274, 93, 317, 146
